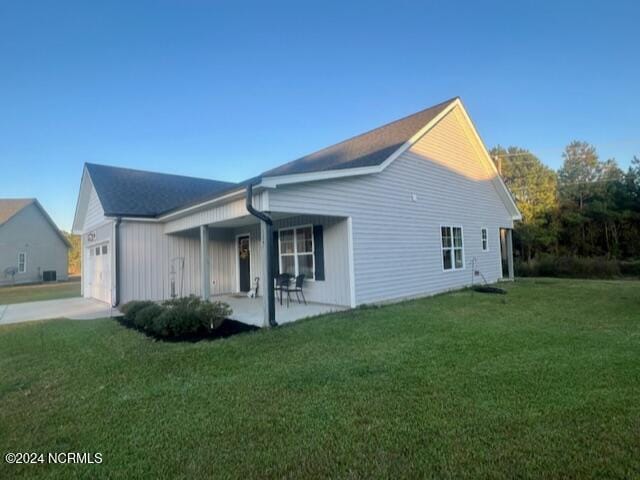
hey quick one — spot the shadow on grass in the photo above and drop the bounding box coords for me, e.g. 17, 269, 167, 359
115, 317, 259, 343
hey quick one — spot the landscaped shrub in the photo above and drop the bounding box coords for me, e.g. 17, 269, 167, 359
120, 301, 156, 323
118, 295, 232, 339
516, 255, 622, 279
134, 304, 164, 331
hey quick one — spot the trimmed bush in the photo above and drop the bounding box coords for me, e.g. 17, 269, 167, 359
118, 295, 232, 338
120, 301, 155, 324
134, 304, 164, 331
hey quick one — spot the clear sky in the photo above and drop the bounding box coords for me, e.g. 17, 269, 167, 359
1, 0, 638, 231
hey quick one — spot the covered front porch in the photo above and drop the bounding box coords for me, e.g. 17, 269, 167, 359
164, 199, 355, 327
215, 294, 347, 327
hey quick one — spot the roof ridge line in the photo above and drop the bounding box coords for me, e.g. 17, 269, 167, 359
85, 162, 237, 185
260, 97, 459, 176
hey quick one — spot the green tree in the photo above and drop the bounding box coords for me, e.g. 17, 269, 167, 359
491, 146, 558, 260
64, 231, 81, 275
557, 142, 632, 257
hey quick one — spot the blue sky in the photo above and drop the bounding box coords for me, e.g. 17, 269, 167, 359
1, 0, 638, 231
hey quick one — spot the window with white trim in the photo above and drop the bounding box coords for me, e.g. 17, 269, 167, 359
279, 225, 314, 279
441, 226, 464, 270
481, 228, 488, 251
18, 252, 26, 273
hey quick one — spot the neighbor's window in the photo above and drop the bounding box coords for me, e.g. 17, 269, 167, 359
441, 226, 464, 270
279, 225, 314, 279
18, 252, 26, 273
102, 245, 108, 255
481, 228, 488, 251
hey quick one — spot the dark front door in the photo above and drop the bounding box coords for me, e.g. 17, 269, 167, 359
238, 235, 251, 292
499, 228, 509, 278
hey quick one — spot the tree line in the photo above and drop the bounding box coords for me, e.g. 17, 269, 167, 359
491, 142, 640, 262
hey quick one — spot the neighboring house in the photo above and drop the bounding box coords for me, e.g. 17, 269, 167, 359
0, 199, 71, 286
72, 97, 520, 325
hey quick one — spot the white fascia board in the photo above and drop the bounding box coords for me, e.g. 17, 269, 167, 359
258, 165, 383, 188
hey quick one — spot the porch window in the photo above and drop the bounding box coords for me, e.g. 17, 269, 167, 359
18, 252, 26, 273
441, 226, 464, 271
279, 225, 314, 280
481, 228, 488, 251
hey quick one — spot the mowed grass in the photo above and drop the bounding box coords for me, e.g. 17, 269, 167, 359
0, 281, 80, 305
0, 279, 639, 479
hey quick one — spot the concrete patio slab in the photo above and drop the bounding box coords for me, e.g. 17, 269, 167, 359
215, 294, 347, 327
0, 297, 117, 326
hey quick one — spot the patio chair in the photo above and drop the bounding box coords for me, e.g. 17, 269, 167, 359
285, 274, 306, 305
274, 273, 293, 306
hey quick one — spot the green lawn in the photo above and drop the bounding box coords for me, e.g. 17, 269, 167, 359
0, 281, 80, 305
1, 279, 638, 479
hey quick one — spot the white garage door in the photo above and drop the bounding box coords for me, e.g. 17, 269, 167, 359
87, 243, 111, 304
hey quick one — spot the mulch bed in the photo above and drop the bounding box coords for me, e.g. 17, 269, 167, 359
115, 317, 259, 343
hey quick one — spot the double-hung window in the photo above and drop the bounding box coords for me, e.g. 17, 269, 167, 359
481, 228, 488, 251
441, 226, 464, 270
18, 252, 26, 273
279, 226, 315, 279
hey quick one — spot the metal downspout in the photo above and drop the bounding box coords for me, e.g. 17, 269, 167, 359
245, 183, 277, 327
114, 217, 122, 307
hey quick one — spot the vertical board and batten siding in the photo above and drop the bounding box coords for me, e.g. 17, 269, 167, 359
267, 106, 514, 305
118, 222, 201, 303
208, 228, 236, 295
117, 222, 258, 303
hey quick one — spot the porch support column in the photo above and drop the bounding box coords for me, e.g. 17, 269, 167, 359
200, 225, 211, 299
507, 228, 514, 280
260, 221, 275, 328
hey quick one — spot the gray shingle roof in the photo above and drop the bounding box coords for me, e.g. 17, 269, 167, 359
260, 97, 457, 177
0, 198, 34, 226
86, 163, 238, 217
86, 98, 457, 217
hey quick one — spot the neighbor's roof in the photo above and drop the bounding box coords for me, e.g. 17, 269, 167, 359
85, 163, 238, 217
0, 198, 34, 226
85, 97, 459, 217
0, 198, 71, 247
261, 97, 457, 177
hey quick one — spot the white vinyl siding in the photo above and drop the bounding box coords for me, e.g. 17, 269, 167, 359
163, 192, 267, 234
267, 105, 514, 305
84, 181, 106, 230
278, 225, 314, 280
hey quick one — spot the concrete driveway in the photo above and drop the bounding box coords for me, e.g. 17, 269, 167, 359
0, 297, 117, 326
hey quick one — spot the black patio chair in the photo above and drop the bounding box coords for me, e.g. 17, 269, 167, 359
274, 273, 292, 306
285, 274, 306, 305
